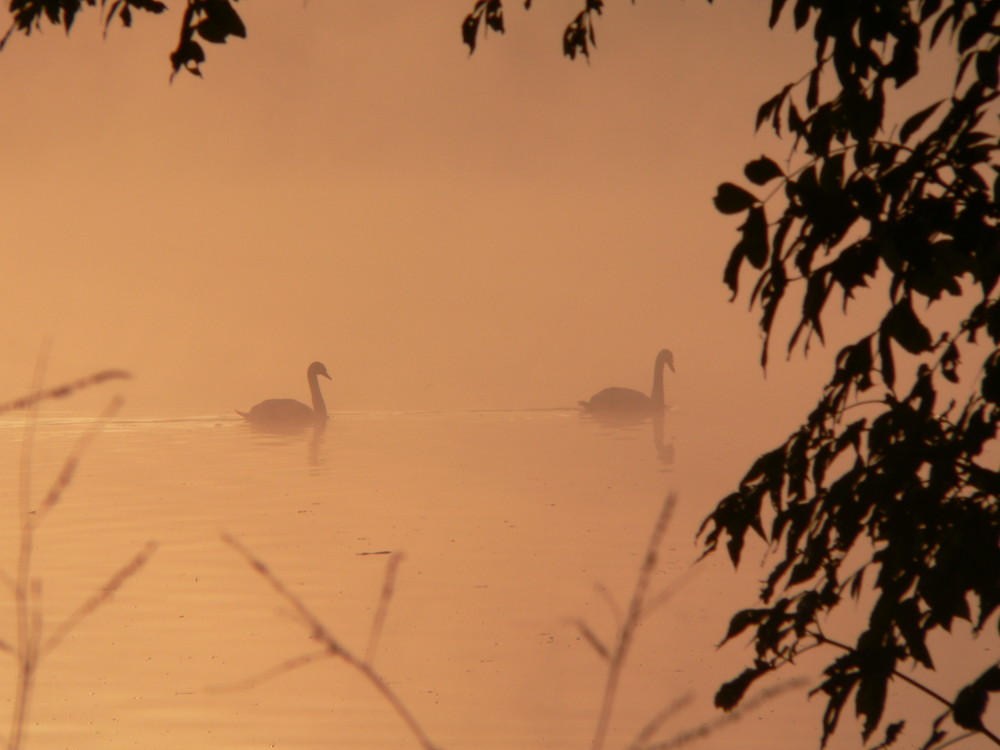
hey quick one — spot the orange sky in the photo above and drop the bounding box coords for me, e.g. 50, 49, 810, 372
0, 1, 951, 424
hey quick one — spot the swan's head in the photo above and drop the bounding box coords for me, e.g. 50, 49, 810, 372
657, 349, 675, 373
308, 361, 332, 380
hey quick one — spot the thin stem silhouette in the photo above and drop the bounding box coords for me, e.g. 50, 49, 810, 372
366, 552, 403, 666
811, 631, 1000, 746
591, 491, 677, 750
3, 359, 142, 750
222, 533, 441, 750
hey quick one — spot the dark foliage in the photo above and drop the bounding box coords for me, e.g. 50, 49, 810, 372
694, 1, 999, 747
0, 0, 246, 79
461, 0, 639, 59
461, 0, 505, 55
169, 0, 245, 79
464, 0, 999, 747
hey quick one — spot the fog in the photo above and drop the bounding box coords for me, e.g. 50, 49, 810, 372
5, 1, 836, 428
2, 6, 991, 748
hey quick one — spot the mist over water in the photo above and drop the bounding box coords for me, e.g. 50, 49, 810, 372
0, 1, 989, 748
3, 397, 980, 749
0, 406, 757, 749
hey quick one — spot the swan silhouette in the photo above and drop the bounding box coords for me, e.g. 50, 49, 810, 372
237, 361, 331, 429
579, 349, 674, 418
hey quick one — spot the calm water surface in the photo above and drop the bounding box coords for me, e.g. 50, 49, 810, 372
0, 408, 964, 749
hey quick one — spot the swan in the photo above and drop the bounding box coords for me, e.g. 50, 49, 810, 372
237, 361, 331, 429
579, 349, 674, 418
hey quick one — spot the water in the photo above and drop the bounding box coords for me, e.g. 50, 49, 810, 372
0, 408, 984, 749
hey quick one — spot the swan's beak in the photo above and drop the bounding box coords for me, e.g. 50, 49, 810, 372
321, 371, 332, 380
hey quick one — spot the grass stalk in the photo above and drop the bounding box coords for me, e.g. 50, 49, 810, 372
222, 533, 442, 750
637, 677, 809, 750
366, 552, 403, 666
590, 491, 677, 750
2, 362, 148, 750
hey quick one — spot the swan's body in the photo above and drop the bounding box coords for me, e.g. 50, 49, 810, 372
237, 361, 331, 429
580, 349, 674, 418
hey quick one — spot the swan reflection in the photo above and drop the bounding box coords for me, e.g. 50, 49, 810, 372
580, 349, 675, 465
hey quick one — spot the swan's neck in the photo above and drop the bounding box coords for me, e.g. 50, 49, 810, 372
308, 371, 327, 419
651, 357, 666, 407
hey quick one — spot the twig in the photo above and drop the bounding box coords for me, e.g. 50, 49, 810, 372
0, 370, 131, 416
40, 542, 158, 658
591, 491, 678, 750
0, 567, 16, 595
35, 395, 126, 523
639, 678, 809, 750
641, 561, 703, 620
221, 533, 442, 750
624, 692, 695, 750
9, 349, 50, 750
4, 354, 136, 750
936, 731, 984, 749
206, 649, 330, 692
594, 581, 624, 631
576, 619, 611, 661
366, 552, 404, 666
811, 632, 1000, 746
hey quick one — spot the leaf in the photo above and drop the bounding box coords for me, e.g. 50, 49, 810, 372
195, 0, 246, 44
870, 721, 905, 750
878, 327, 895, 390
170, 38, 205, 76
461, 11, 480, 51
899, 100, 943, 144
896, 598, 933, 668
967, 463, 1000, 493
715, 663, 773, 710
723, 246, 745, 297
768, 0, 788, 28
884, 297, 932, 354
787, 546, 824, 586
848, 176, 883, 220
953, 682, 988, 730
887, 22, 919, 86
930, 3, 955, 47
755, 84, 791, 132
792, 0, 810, 29
941, 341, 960, 383
976, 47, 1000, 89
806, 66, 820, 109
744, 156, 784, 185
920, 0, 942, 23
958, 7, 992, 52
714, 183, 757, 214
849, 568, 866, 599
720, 608, 770, 645
462, 0, 503, 52
485, 0, 504, 33
856, 661, 891, 740
563, 11, 590, 59
738, 206, 769, 268
981, 351, 1000, 404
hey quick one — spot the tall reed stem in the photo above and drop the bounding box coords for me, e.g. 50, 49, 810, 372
8, 356, 45, 750
591, 492, 677, 750
3, 361, 135, 750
